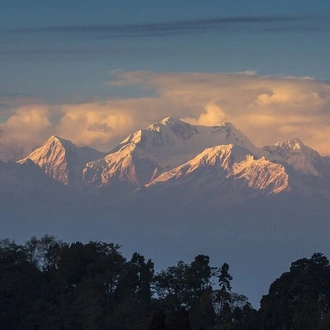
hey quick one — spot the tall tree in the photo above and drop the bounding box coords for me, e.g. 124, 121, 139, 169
259, 253, 330, 330
0, 239, 45, 329
214, 262, 233, 329
148, 309, 169, 330
154, 260, 190, 310
169, 307, 192, 330
219, 262, 233, 292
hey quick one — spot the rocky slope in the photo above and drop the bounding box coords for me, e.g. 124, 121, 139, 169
82, 117, 261, 193
19, 136, 105, 188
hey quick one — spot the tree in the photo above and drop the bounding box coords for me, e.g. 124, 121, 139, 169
154, 260, 190, 310
127, 252, 154, 302
169, 307, 192, 330
0, 236, 261, 329
45, 241, 126, 329
219, 262, 233, 292
148, 309, 169, 330
24, 234, 66, 271
190, 287, 216, 330
214, 262, 233, 329
259, 253, 330, 330
0, 239, 45, 329
188, 255, 214, 296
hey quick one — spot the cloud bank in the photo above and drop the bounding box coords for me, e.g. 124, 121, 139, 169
1, 71, 330, 157
2, 15, 313, 38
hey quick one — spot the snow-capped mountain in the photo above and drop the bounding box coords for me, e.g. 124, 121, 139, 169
117, 117, 261, 168
82, 117, 261, 192
82, 143, 161, 193
1, 116, 329, 210
263, 138, 326, 177
140, 144, 289, 209
263, 138, 330, 198
19, 136, 105, 188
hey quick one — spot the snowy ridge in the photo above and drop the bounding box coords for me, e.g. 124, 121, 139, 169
117, 117, 261, 169
231, 155, 289, 194
146, 144, 250, 185
83, 143, 161, 192
19, 136, 105, 187
82, 117, 262, 194
145, 144, 289, 205
263, 138, 323, 176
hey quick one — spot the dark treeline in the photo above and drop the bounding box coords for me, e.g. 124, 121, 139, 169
1, 236, 330, 330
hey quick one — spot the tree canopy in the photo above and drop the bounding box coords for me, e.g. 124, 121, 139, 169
0, 236, 329, 329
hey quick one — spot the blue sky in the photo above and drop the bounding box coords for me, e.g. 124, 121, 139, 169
1, 0, 330, 155
1, 0, 330, 100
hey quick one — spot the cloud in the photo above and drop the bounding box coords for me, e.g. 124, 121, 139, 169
87, 122, 113, 133
1, 15, 319, 38
107, 70, 330, 154
1, 15, 326, 60
2, 71, 330, 157
55, 102, 138, 150
182, 103, 227, 126
53, 97, 185, 151
2, 104, 54, 153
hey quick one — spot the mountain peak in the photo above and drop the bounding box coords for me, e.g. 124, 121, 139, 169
147, 117, 192, 133
264, 138, 322, 176
19, 135, 105, 186
45, 135, 74, 148
145, 142, 290, 207
48, 135, 60, 140
274, 138, 305, 151
193, 144, 251, 170
48, 135, 63, 142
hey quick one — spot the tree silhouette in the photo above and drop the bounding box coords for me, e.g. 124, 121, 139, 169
259, 253, 330, 330
148, 309, 169, 330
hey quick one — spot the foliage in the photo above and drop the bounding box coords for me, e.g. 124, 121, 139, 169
1, 236, 329, 329
259, 253, 330, 330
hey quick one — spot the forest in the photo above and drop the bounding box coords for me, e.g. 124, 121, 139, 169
1, 235, 330, 330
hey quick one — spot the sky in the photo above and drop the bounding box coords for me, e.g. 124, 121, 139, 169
1, 0, 330, 155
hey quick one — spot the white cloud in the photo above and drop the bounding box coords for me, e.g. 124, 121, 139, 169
2, 71, 330, 156
182, 103, 227, 126
2, 104, 54, 152
107, 71, 330, 154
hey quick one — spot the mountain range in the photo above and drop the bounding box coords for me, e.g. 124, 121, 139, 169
1, 116, 330, 211
0, 117, 330, 207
